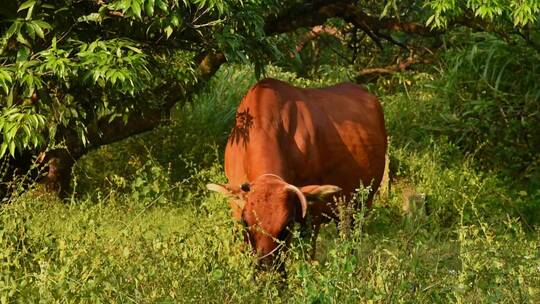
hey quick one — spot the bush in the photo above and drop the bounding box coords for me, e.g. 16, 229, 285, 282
436, 31, 540, 182
2, 62, 539, 302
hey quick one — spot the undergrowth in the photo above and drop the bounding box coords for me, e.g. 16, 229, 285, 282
1, 54, 539, 303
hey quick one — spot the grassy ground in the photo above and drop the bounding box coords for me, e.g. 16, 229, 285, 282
1, 65, 539, 303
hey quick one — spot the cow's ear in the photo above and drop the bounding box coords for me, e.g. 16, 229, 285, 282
207, 183, 240, 196
207, 183, 247, 214
300, 185, 342, 201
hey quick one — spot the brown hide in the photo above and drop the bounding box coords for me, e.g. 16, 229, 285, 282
211, 78, 387, 264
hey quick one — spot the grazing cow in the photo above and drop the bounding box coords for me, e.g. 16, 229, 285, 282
207, 78, 387, 267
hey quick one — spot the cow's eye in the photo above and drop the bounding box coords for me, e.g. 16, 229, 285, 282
240, 183, 250, 192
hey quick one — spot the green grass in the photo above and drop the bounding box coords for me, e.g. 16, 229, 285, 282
1, 64, 539, 303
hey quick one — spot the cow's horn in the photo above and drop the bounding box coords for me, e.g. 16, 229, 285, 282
284, 184, 308, 218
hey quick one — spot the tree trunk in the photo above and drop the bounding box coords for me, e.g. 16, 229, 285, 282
39, 149, 76, 197
28, 52, 226, 199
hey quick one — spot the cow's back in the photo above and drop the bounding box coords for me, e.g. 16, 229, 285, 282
224, 78, 386, 212
299, 83, 387, 199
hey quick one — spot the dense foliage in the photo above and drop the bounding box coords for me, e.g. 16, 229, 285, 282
425, 0, 540, 28
435, 32, 540, 184
1, 0, 539, 195
1, 0, 539, 302
0, 0, 280, 159
1, 66, 539, 302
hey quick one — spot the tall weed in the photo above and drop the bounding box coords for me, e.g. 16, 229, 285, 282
437, 31, 540, 184
1, 62, 539, 303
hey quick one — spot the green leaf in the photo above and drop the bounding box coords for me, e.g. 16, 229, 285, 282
110, 71, 118, 85
22, 124, 31, 139
170, 15, 180, 27
33, 20, 52, 29
125, 45, 142, 53
32, 22, 45, 39
24, 22, 35, 40
156, 0, 167, 12
164, 26, 173, 39
16, 32, 31, 47
145, 0, 155, 16
3, 107, 18, 117
8, 140, 15, 157
131, 0, 142, 19
32, 132, 39, 147
117, 71, 126, 82
78, 13, 103, 23
5, 22, 20, 39
17, 0, 36, 12
16, 46, 30, 62
0, 79, 12, 94
80, 129, 87, 146
29, 115, 39, 128
92, 70, 101, 83
0, 69, 12, 83
0, 143, 7, 157
6, 89, 13, 104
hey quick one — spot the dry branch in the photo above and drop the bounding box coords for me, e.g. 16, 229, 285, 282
265, 1, 439, 37
35, 51, 227, 196
357, 52, 432, 82
295, 25, 344, 55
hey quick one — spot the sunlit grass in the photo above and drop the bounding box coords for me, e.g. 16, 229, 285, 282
1, 64, 539, 303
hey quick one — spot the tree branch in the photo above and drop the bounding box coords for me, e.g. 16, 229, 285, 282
356, 52, 432, 82
294, 25, 343, 55
30, 51, 227, 196
265, 1, 439, 37
89, 51, 226, 148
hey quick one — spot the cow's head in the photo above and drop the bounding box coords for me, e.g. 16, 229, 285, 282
207, 174, 341, 267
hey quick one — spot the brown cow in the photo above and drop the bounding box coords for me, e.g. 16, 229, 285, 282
207, 78, 387, 267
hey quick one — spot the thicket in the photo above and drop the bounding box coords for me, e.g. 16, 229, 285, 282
1, 57, 538, 301
2, 0, 540, 196
1, 0, 539, 302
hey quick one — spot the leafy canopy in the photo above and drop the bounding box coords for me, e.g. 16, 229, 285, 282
0, 0, 278, 157
425, 0, 540, 28
1, 0, 539, 160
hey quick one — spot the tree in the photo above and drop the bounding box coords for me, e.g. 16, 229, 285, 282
267, 1, 539, 77
0, 0, 279, 196
1, 0, 538, 198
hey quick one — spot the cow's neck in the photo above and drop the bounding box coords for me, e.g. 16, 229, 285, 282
247, 154, 291, 182
245, 133, 293, 182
